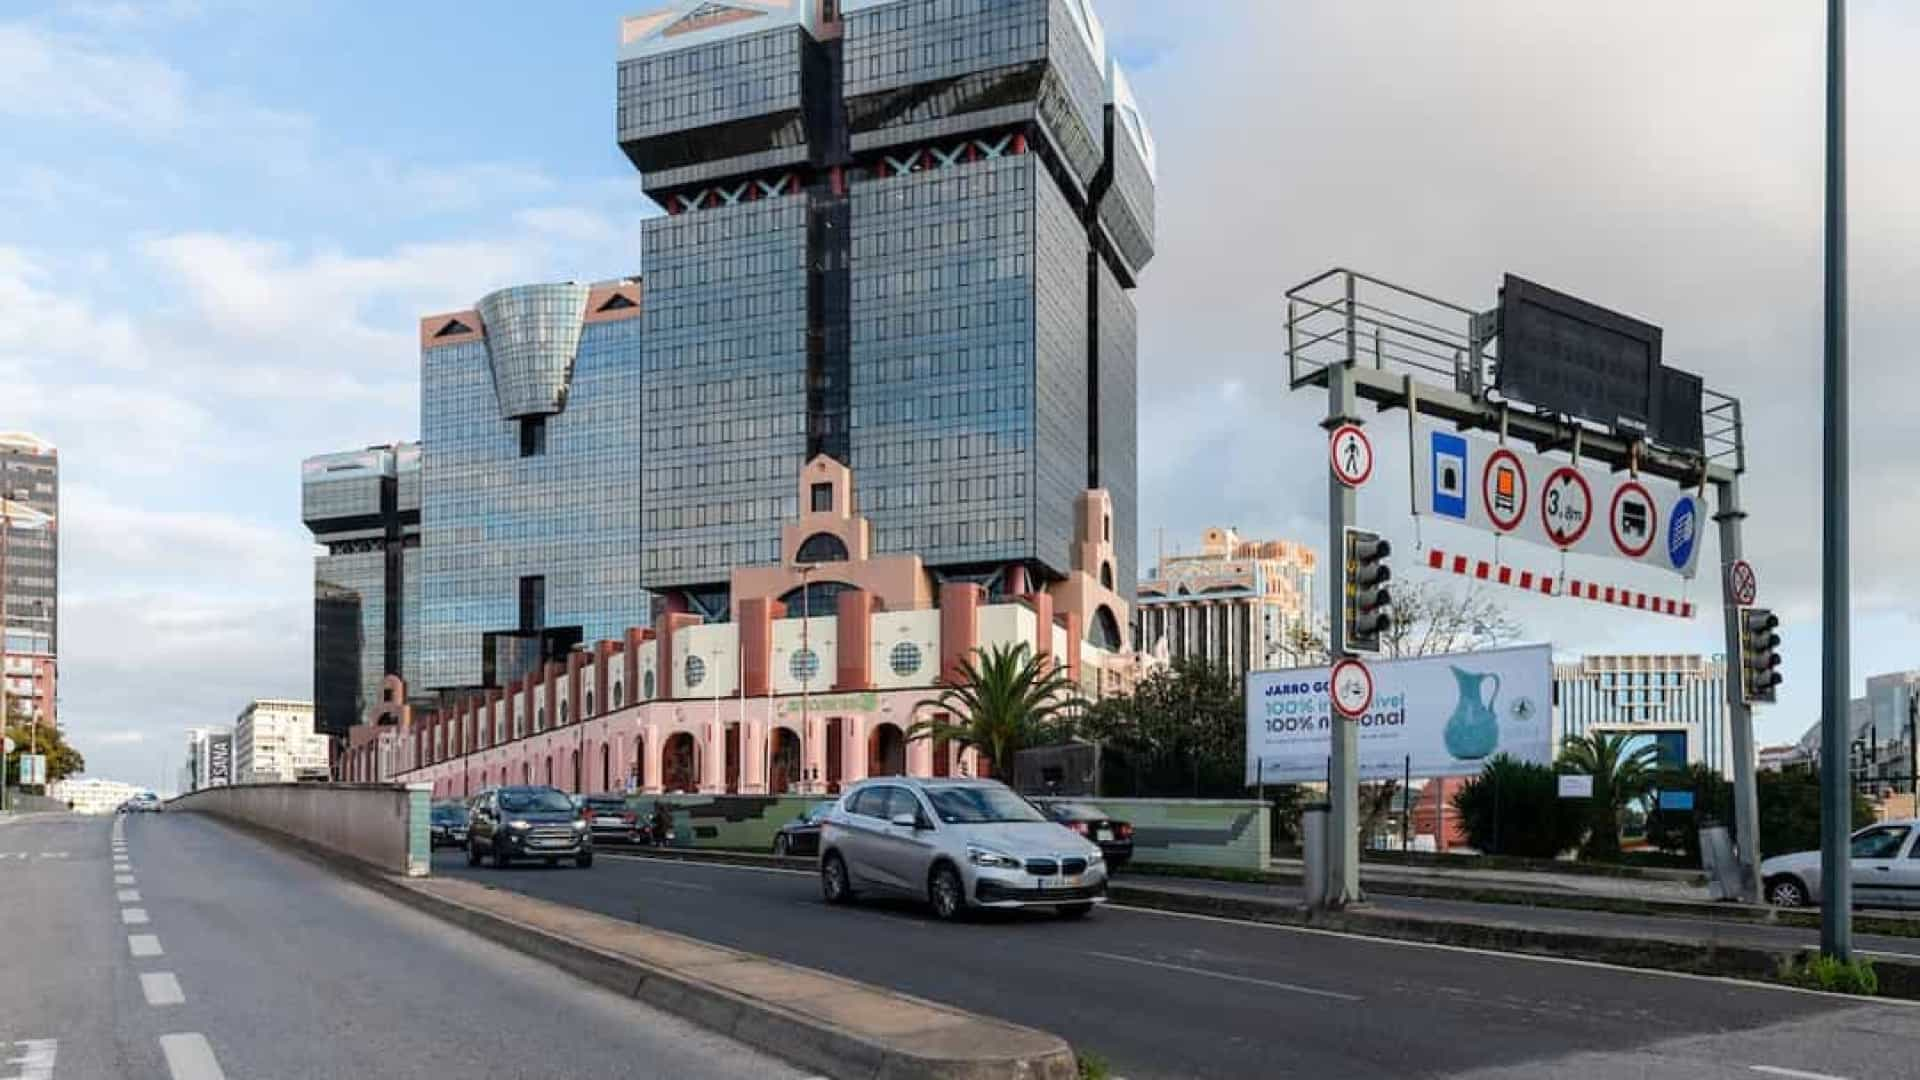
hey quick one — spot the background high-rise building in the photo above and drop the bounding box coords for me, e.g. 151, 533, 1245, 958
1136, 528, 1318, 678
417, 281, 649, 692
0, 432, 58, 728
303, 443, 421, 736
617, 0, 1152, 629
1553, 654, 1732, 773
180, 726, 233, 793
232, 700, 324, 784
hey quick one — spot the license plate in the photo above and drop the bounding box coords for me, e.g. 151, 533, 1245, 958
1065, 874, 1082, 888
1095, 828, 1112, 842
594, 817, 620, 826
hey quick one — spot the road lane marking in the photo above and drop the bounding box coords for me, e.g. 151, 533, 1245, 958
597, 853, 814, 876
4, 1039, 56, 1080
1751, 1067, 1851, 1080
159, 1034, 226, 1080
1858, 947, 1920, 962
122, 907, 149, 925
116, 874, 137, 885
1086, 950, 1363, 1001
129, 935, 164, 958
634, 879, 715, 892
1104, 904, 1920, 1008
141, 972, 185, 1006
118, 889, 142, 902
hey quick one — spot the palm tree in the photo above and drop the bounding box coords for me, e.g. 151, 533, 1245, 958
909, 642, 1082, 782
1558, 731, 1660, 861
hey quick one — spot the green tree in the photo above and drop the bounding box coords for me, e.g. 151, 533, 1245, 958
909, 641, 1082, 781
1557, 731, 1659, 861
1754, 768, 1875, 859
1075, 657, 1245, 797
1449, 754, 1586, 857
4, 722, 85, 787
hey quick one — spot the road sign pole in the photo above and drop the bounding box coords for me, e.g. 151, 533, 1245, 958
1819, 0, 1852, 961
1713, 476, 1762, 904
1323, 361, 1362, 908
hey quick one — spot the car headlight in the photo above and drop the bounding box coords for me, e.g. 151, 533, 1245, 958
967, 845, 1022, 870
573, 820, 588, 831
1086, 847, 1104, 864
508, 820, 531, 831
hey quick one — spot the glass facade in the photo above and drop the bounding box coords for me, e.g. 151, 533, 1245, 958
1094, 256, 1136, 600
618, 25, 811, 189
0, 442, 58, 656
419, 293, 648, 691
640, 201, 810, 591
476, 284, 592, 418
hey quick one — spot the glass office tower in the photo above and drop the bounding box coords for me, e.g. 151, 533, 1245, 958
617, 0, 1154, 607
416, 281, 649, 691
302, 442, 421, 736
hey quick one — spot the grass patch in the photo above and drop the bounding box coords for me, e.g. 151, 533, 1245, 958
1076, 1050, 1113, 1080
1776, 953, 1879, 995
1117, 863, 1271, 885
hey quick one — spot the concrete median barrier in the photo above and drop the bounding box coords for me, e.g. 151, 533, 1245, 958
169, 782, 431, 877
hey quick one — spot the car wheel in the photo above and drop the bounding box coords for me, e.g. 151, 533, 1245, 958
466, 839, 481, 867
773, 834, 790, 857
492, 840, 512, 869
1058, 902, 1094, 920
929, 864, 966, 922
1768, 875, 1809, 909
576, 853, 594, 869
821, 852, 855, 905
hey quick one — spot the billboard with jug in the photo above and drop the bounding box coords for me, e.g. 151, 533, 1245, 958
1245, 644, 1554, 783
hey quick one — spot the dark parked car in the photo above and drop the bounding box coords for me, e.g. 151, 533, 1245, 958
429, 803, 468, 849
1041, 801, 1133, 867
466, 786, 593, 869
772, 801, 835, 857
582, 795, 646, 846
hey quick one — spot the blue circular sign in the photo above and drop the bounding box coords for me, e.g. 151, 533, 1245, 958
1667, 495, 1699, 570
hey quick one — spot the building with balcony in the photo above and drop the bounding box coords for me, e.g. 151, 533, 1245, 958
233, 700, 325, 784
1, 432, 58, 729
1135, 528, 1318, 679
48, 777, 143, 815
303, 443, 422, 738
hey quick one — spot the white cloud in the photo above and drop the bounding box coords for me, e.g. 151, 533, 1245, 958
0, 23, 189, 132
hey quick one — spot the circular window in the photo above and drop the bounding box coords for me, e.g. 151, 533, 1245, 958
644, 670, 656, 699
889, 641, 923, 677
585, 691, 595, 716
685, 655, 705, 689
790, 648, 820, 683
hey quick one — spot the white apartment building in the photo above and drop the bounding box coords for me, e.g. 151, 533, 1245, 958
180, 727, 233, 793
48, 777, 143, 815
233, 699, 324, 784
1554, 654, 1733, 773
1136, 528, 1319, 679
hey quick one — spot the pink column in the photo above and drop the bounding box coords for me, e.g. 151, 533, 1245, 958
835, 589, 873, 691
939, 582, 983, 685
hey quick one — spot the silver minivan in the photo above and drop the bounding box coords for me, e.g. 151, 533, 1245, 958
818, 777, 1108, 920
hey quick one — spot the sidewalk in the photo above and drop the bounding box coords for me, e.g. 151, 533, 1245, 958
1273, 855, 1711, 902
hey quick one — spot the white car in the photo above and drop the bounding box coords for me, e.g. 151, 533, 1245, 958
1761, 818, 1920, 908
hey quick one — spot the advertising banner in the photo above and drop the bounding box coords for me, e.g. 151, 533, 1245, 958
208, 734, 232, 787
1245, 644, 1554, 784
16, 754, 45, 786
1412, 420, 1704, 579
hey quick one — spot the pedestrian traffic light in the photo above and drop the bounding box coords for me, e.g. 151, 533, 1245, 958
1344, 528, 1392, 655
1739, 607, 1782, 705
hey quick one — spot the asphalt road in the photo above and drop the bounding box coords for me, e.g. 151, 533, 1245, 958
439, 846, 1920, 1080
0, 812, 806, 1079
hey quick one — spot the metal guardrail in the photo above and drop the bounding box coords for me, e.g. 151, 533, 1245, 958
1285, 268, 1745, 475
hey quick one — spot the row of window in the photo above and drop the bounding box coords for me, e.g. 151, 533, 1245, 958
852, 431, 1029, 470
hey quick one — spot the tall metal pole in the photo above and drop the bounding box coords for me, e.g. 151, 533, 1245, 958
1714, 477, 1763, 903
1819, 0, 1853, 960
1323, 359, 1362, 907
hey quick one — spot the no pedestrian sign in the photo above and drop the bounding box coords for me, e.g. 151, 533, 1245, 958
1329, 424, 1373, 488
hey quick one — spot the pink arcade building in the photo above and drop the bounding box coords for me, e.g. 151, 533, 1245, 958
357, 458, 1144, 798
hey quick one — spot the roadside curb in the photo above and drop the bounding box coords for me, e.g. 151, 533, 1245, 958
1106, 882, 1920, 1000
187, 814, 1078, 1080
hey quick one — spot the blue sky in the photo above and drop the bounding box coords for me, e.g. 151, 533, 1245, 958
4, 0, 1917, 788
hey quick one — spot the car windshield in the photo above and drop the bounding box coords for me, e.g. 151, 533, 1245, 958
1051, 802, 1107, 820
805, 803, 834, 823
926, 786, 1048, 825
431, 807, 463, 823
1852, 826, 1911, 860
586, 798, 625, 811
499, 789, 575, 813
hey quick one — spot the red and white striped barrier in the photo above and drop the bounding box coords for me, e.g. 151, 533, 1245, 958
1424, 548, 1557, 595
1562, 579, 1695, 619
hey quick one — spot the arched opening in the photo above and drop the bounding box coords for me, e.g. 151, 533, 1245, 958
1100, 561, 1115, 590
1093, 605, 1124, 651
777, 580, 856, 618
614, 682, 625, 709
585, 690, 595, 717
632, 735, 646, 791
561, 700, 570, 725
571, 749, 581, 793
544, 756, 553, 786
600, 742, 610, 794
521, 762, 531, 785
795, 531, 849, 564
770, 728, 802, 794
868, 722, 907, 777
663, 732, 699, 793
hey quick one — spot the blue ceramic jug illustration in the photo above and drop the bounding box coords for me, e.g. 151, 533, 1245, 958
1444, 666, 1502, 760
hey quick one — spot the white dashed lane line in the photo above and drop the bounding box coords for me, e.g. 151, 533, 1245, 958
141, 972, 186, 1007
4, 1039, 56, 1080
1750, 1066, 1851, 1080
129, 935, 164, 958
159, 1034, 226, 1080
116, 874, 136, 885
122, 908, 150, 925
118, 889, 142, 903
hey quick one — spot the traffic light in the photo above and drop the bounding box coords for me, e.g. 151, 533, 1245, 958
1739, 607, 1782, 705
1343, 528, 1392, 654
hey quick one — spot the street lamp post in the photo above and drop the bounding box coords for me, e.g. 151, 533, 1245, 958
1819, 0, 1853, 961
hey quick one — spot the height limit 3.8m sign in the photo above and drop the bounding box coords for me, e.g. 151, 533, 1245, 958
1413, 420, 1703, 578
